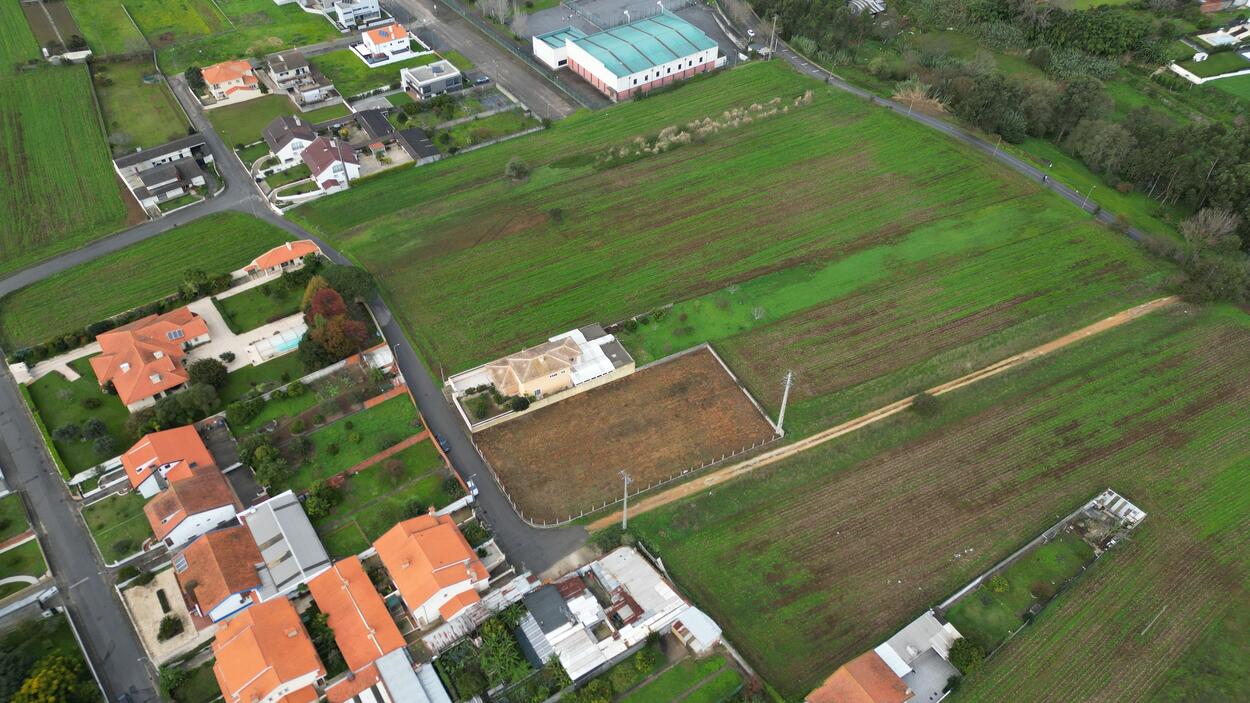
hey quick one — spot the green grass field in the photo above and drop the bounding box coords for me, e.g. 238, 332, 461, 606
0, 212, 291, 350
439, 109, 540, 151
64, 0, 150, 55
26, 357, 132, 473
0, 539, 47, 581
208, 95, 349, 147
1212, 72, 1250, 100
313, 49, 439, 98
219, 352, 306, 405
93, 59, 190, 152
1178, 51, 1250, 78
620, 656, 729, 703
117, 0, 338, 74
213, 278, 302, 333
628, 304, 1250, 700
0, 65, 131, 278
82, 491, 153, 563
281, 395, 420, 492
293, 61, 1167, 436
0, 493, 30, 543
1, 0, 40, 64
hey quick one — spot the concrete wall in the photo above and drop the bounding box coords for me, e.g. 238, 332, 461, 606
461, 361, 635, 433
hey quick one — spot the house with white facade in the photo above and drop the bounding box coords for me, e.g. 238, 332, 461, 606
532, 13, 723, 101
373, 514, 489, 628
202, 60, 260, 101
211, 598, 325, 703
262, 115, 317, 167
121, 424, 217, 499
353, 22, 422, 66
400, 60, 462, 100
301, 136, 360, 193
144, 469, 239, 549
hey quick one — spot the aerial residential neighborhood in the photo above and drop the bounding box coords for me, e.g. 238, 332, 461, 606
0, 0, 1248, 701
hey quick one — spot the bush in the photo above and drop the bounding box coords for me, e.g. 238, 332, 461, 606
987, 574, 1009, 593
93, 435, 118, 457
290, 418, 307, 433
159, 666, 189, 696
462, 521, 490, 546
81, 418, 107, 440
313, 414, 325, 424
51, 423, 81, 442
226, 397, 266, 427
634, 646, 658, 673
509, 396, 531, 412
608, 662, 637, 692
111, 538, 137, 556
117, 566, 139, 581
349, 431, 362, 444
157, 615, 184, 641
911, 390, 939, 417
79, 397, 101, 410
303, 480, 341, 519
326, 443, 340, 455
443, 475, 466, 499
504, 156, 531, 181
344, 420, 353, 430
404, 499, 427, 519
219, 351, 236, 363
948, 637, 984, 674
133, 570, 156, 586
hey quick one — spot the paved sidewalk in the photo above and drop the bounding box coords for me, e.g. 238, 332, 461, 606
8, 342, 101, 384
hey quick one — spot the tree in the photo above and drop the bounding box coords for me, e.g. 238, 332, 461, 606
320, 265, 376, 303
1067, 119, 1134, 177
159, 666, 189, 697
310, 316, 370, 359
478, 618, 528, 687
1053, 76, 1111, 142
303, 480, 340, 519
1181, 208, 1242, 253
306, 288, 348, 323
948, 637, 985, 675
93, 436, 117, 457
301, 275, 331, 311
0, 649, 35, 702
185, 66, 206, 94
504, 156, 531, 181
187, 358, 228, 389
182, 269, 211, 298
911, 391, 939, 417
51, 423, 81, 442
250, 442, 290, 489
12, 654, 90, 703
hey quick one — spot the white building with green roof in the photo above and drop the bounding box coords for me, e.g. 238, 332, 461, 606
533, 13, 723, 101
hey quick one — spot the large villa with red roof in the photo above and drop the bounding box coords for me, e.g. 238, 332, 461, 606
244, 240, 323, 278
373, 514, 489, 628
212, 598, 325, 703
121, 424, 216, 498
89, 307, 210, 410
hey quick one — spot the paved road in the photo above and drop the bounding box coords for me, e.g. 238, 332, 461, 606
384, 0, 581, 119
0, 373, 158, 702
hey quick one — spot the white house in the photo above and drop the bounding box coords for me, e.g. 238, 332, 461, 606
144, 469, 239, 549
354, 22, 417, 66
202, 60, 259, 101
121, 424, 216, 499
262, 115, 317, 167
335, 0, 383, 28
301, 136, 360, 193
373, 514, 490, 628
400, 60, 463, 100
532, 13, 722, 101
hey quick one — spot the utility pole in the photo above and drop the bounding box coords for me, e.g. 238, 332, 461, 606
770, 15, 778, 57
620, 470, 633, 529
777, 370, 793, 436
1081, 184, 1097, 210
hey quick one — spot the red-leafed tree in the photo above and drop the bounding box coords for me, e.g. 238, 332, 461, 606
310, 316, 369, 358
306, 287, 347, 324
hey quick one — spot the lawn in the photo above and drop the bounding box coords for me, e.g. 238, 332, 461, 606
0, 0, 40, 64
620, 656, 728, 703
118, 0, 338, 74
82, 491, 153, 563
281, 395, 421, 492
321, 522, 370, 559
25, 358, 133, 474
64, 0, 149, 55
214, 278, 302, 333
0, 540, 46, 581
170, 660, 221, 703
0, 493, 30, 543
313, 440, 455, 556
313, 49, 440, 99
627, 304, 1250, 699
209, 96, 351, 146
1212, 72, 1250, 100
1179, 50, 1250, 78
93, 59, 191, 153
157, 192, 203, 212
219, 352, 307, 405
944, 531, 1095, 652
0, 64, 131, 278
0, 212, 292, 351
441, 49, 474, 72
438, 109, 540, 151
264, 164, 312, 189
291, 62, 1168, 439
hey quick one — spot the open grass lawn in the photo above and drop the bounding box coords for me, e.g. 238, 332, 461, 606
629, 304, 1250, 700
116, 0, 338, 73
0, 494, 30, 543
620, 656, 728, 703
944, 531, 1094, 652
64, 0, 149, 55
0, 539, 47, 580
0, 212, 291, 351
1180, 51, 1250, 78
169, 660, 221, 703
26, 358, 133, 473
292, 62, 1168, 438
209, 95, 303, 147
0, 64, 130, 278
93, 59, 190, 152
281, 395, 420, 492
264, 163, 312, 189
82, 491, 153, 563
219, 352, 307, 405
313, 49, 439, 98
441, 49, 474, 72
477, 348, 776, 522
440, 109, 540, 151
314, 440, 453, 557
321, 521, 370, 559
214, 279, 302, 333
303, 102, 353, 123
1212, 72, 1250, 100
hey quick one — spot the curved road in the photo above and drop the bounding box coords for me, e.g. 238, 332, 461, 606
0, 20, 1162, 701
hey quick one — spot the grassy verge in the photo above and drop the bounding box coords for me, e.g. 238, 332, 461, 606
0, 540, 46, 580
0, 212, 291, 350
18, 385, 70, 479
0, 494, 30, 542
25, 358, 132, 474
169, 660, 220, 703
621, 657, 726, 703
82, 491, 152, 563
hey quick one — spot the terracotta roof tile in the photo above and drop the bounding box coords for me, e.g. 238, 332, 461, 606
212, 598, 324, 703
90, 308, 209, 406
202, 60, 255, 85
308, 557, 406, 672
121, 424, 216, 490
246, 240, 321, 272
325, 663, 382, 703
176, 526, 263, 618
806, 652, 910, 703
373, 515, 487, 618
301, 136, 358, 177
365, 23, 409, 46
145, 469, 238, 541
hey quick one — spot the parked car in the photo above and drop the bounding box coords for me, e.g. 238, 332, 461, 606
436, 434, 452, 453
466, 478, 480, 497
474, 75, 491, 85
747, 28, 756, 38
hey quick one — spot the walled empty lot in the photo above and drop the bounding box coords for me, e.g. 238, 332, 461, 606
476, 347, 777, 523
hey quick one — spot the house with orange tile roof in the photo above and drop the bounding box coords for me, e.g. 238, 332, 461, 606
360, 23, 414, 61
806, 611, 962, 703
805, 651, 912, 703
373, 514, 489, 627
308, 556, 406, 672
244, 240, 323, 278
144, 469, 239, 549
202, 59, 260, 101
324, 651, 453, 703
175, 526, 265, 623
212, 598, 325, 703
121, 424, 216, 498
89, 307, 210, 411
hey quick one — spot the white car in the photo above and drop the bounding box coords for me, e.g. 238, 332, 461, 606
747, 28, 756, 38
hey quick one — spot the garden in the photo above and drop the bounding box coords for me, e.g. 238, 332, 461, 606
212, 276, 305, 334
312, 49, 440, 99
0, 494, 30, 544
0, 614, 98, 702
433, 605, 567, 703
281, 393, 420, 491
434, 109, 540, 152
0, 541, 46, 598
92, 59, 191, 153
207, 95, 350, 148
1178, 50, 1250, 78
82, 491, 152, 564
944, 531, 1096, 654
24, 357, 132, 475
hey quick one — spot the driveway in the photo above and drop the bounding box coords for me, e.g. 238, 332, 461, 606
183, 299, 306, 370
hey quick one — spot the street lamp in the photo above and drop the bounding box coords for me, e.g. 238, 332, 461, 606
1081, 184, 1097, 210
620, 470, 633, 530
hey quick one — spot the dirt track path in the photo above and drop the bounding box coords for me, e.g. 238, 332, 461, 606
588, 295, 1179, 530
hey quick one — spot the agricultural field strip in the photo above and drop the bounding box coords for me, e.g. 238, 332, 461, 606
630, 305, 1250, 696
587, 295, 1178, 530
